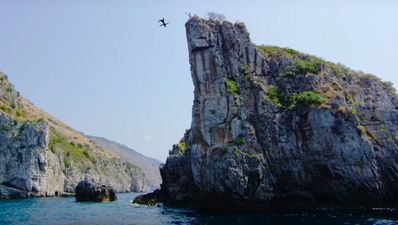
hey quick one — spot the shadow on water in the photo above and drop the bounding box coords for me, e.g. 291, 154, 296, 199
1, 193, 398, 225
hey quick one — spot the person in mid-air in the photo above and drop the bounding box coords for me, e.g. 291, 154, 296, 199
158, 18, 169, 27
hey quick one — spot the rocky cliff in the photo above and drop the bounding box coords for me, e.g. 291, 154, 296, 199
0, 72, 160, 199
141, 17, 398, 211
87, 136, 162, 191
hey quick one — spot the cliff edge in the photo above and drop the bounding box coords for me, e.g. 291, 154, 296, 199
136, 17, 398, 211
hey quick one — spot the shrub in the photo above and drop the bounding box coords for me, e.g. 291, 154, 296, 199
233, 150, 241, 158
233, 136, 244, 146
226, 79, 239, 97
267, 87, 326, 109
15, 110, 22, 117
357, 125, 366, 136
83, 149, 90, 159
267, 85, 285, 108
349, 106, 357, 115
177, 140, 187, 153
330, 65, 345, 77
291, 91, 325, 107
242, 64, 256, 80
294, 60, 319, 74
0, 105, 12, 114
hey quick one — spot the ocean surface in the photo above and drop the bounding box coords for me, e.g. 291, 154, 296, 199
1, 193, 398, 225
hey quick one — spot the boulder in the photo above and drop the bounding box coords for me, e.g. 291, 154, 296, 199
133, 189, 164, 206
0, 184, 29, 199
75, 180, 117, 202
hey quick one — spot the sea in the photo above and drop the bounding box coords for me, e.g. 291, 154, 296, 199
1, 193, 398, 225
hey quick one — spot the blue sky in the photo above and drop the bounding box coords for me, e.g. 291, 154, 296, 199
0, 0, 397, 161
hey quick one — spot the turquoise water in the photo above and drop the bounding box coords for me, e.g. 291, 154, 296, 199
1, 193, 398, 225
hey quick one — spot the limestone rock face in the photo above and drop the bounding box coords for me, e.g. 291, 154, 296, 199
0, 72, 148, 199
75, 178, 117, 202
0, 113, 63, 198
156, 17, 398, 210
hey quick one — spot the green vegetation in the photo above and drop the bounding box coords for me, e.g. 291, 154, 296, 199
256, 45, 302, 59
357, 125, 366, 136
177, 140, 187, 153
15, 110, 23, 118
0, 104, 25, 120
256, 45, 348, 77
291, 91, 326, 107
294, 60, 320, 74
330, 65, 345, 77
267, 85, 285, 108
233, 150, 241, 158
5, 86, 12, 93
353, 101, 365, 106
349, 106, 357, 115
242, 64, 255, 80
233, 136, 244, 146
49, 132, 97, 167
267, 86, 325, 109
226, 79, 239, 97
0, 105, 13, 114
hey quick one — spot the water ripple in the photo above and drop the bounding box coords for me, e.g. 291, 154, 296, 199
1, 193, 398, 225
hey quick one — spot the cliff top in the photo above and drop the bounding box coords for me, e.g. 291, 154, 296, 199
184, 17, 397, 111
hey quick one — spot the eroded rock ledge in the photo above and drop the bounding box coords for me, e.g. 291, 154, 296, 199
136, 16, 398, 211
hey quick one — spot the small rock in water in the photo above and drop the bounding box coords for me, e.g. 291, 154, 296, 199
75, 179, 117, 202
133, 189, 164, 206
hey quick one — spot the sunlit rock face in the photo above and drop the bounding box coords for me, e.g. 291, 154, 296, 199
0, 72, 146, 199
158, 17, 398, 211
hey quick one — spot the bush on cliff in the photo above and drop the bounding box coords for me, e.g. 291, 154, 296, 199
291, 91, 325, 108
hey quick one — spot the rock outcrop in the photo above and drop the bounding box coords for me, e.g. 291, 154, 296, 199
0, 72, 158, 199
75, 178, 117, 202
139, 17, 398, 211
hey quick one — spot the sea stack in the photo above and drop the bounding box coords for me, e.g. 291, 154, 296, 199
75, 179, 117, 202
136, 16, 398, 211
